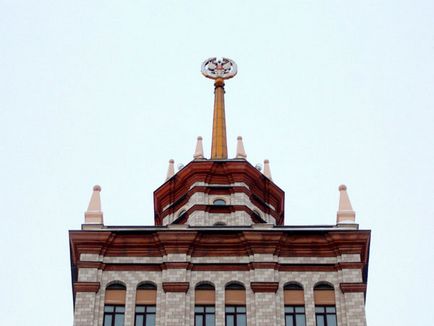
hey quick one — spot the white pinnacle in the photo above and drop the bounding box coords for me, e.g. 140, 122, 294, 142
193, 136, 204, 159
336, 184, 356, 224
84, 185, 104, 225
166, 159, 175, 180
263, 159, 272, 180
236, 136, 247, 159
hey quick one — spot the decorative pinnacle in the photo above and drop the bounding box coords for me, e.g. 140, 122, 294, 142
84, 185, 103, 225
236, 136, 247, 159
263, 159, 272, 180
202, 57, 237, 160
166, 159, 175, 180
337, 184, 356, 224
193, 136, 204, 159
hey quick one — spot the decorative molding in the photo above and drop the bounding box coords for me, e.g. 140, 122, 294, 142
104, 264, 161, 272
153, 161, 285, 225
251, 282, 279, 293
162, 282, 190, 293
74, 282, 100, 293
77, 261, 103, 269
70, 230, 371, 267
162, 262, 190, 270
340, 283, 367, 293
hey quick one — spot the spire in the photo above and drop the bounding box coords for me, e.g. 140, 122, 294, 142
84, 185, 103, 225
166, 159, 175, 180
201, 57, 238, 160
236, 136, 247, 159
263, 159, 272, 180
193, 136, 204, 159
336, 184, 356, 224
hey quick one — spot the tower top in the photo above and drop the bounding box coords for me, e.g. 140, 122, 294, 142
202, 57, 237, 160
201, 57, 237, 80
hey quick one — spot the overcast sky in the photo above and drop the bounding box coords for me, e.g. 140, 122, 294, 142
1, 0, 433, 325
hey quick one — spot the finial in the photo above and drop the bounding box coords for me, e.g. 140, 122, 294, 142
193, 136, 204, 159
337, 184, 356, 224
263, 159, 272, 180
84, 185, 103, 225
236, 136, 247, 159
202, 57, 237, 160
166, 159, 175, 180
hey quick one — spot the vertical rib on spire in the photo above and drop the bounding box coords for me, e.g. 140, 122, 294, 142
337, 184, 356, 224
236, 136, 247, 159
166, 159, 175, 180
84, 185, 103, 225
193, 136, 204, 159
263, 159, 272, 180
211, 78, 227, 159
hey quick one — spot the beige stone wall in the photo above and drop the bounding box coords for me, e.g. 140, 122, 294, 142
74, 254, 366, 326
161, 182, 277, 226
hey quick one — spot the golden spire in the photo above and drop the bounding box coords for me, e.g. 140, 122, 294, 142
211, 78, 227, 159
201, 57, 237, 160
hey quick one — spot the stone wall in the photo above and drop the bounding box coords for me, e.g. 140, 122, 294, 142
73, 254, 367, 326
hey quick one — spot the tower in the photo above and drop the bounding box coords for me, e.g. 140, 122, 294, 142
69, 58, 370, 326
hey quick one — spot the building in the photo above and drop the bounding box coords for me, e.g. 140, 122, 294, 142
69, 58, 370, 326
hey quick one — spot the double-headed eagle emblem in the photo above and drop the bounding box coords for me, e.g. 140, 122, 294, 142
201, 57, 237, 80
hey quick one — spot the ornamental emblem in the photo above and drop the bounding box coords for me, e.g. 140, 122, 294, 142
201, 57, 238, 80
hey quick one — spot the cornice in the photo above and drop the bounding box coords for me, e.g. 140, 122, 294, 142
73, 282, 100, 293
162, 282, 190, 293
251, 282, 279, 293
340, 282, 367, 293
70, 230, 370, 272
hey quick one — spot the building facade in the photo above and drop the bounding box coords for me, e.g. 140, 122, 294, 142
69, 58, 370, 326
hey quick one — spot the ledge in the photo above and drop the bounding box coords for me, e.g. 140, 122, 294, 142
251, 282, 279, 293
162, 282, 190, 293
73, 282, 100, 293
340, 282, 367, 293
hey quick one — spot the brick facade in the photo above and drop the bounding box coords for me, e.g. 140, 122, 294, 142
73, 252, 367, 326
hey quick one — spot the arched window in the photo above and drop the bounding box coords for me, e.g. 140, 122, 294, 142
135, 282, 157, 326
194, 283, 215, 326
103, 283, 126, 326
225, 282, 246, 326
314, 283, 337, 326
213, 199, 226, 206
283, 283, 305, 326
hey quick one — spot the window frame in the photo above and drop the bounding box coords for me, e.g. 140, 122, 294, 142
284, 305, 306, 326
134, 305, 156, 326
225, 305, 247, 326
194, 305, 215, 326
103, 304, 125, 326
212, 199, 227, 206
315, 306, 337, 326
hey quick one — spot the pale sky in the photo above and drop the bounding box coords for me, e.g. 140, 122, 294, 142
1, 1, 433, 325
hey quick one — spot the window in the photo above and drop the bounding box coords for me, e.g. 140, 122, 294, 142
213, 199, 226, 205
225, 283, 246, 326
135, 306, 156, 326
285, 306, 306, 326
195, 283, 215, 326
135, 283, 157, 326
314, 283, 337, 326
284, 283, 305, 326
103, 283, 126, 326
225, 306, 246, 326
195, 306, 215, 326
104, 305, 125, 326
315, 306, 337, 326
